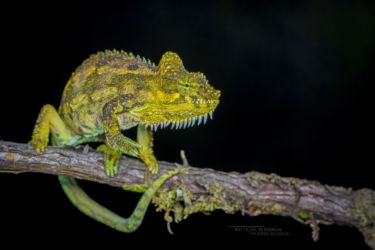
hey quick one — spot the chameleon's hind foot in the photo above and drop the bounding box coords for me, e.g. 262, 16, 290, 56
137, 125, 158, 174
139, 149, 158, 174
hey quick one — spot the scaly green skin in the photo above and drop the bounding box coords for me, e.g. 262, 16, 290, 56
30, 50, 220, 232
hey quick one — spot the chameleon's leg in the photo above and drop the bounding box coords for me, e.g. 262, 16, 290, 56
102, 98, 143, 176
96, 125, 159, 185
137, 125, 158, 174
59, 167, 186, 233
96, 144, 122, 177
31, 104, 77, 152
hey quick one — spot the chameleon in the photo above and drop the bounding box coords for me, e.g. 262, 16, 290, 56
30, 50, 221, 232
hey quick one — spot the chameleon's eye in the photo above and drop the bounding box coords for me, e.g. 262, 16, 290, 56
178, 82, 191, 88
177, 80, 196, 90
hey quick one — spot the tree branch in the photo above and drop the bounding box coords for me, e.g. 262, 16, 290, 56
0, 140, 374, 248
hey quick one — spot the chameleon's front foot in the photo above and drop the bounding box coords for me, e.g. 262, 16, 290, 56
97, 144, 122, 177
139, 149, 158, 174
30, 138, 48, 153
102, 134, 143, 177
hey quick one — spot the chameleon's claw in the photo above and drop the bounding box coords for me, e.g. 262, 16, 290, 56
106, 167, 117, 177
30, 139, 47, 153
149, 165, 158, 174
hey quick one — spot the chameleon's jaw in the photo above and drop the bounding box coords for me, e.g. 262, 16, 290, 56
144, 96, 219, 131
144, 110, 215, 131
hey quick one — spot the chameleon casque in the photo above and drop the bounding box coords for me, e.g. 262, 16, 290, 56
30, 50, 221, 232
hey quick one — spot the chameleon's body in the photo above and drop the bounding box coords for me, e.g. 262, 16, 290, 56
31, 50, 220, 232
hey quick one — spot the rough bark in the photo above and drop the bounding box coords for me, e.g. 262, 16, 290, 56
0, 140, 374, 248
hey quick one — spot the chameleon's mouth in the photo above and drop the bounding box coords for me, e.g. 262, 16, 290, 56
143, 110, 214, 132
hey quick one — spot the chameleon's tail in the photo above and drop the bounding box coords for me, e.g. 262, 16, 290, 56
58, 176, 142, 232
58, 169, 179, 233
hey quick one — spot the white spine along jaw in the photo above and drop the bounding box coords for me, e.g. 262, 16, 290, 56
145, 111, 214, 132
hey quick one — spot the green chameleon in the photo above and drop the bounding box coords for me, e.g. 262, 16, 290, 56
30, 50, 221, 232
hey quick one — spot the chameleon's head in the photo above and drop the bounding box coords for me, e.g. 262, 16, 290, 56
144, 52, 220, 130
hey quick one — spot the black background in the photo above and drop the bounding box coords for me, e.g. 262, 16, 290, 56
0, 0, 374, 249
